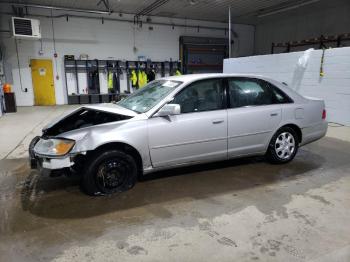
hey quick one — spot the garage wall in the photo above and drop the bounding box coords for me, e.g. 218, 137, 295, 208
223, 47, 350, 126
0, 8, 255, 106
255, 0, 350, 55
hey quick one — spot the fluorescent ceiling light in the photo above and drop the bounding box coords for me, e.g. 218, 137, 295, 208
257, 0, 320, 18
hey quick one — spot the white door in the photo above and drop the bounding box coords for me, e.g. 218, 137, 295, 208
148, 78, 227, 168
227, 78, 288, 157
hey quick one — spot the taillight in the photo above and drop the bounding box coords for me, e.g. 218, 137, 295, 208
322, 109, 326, 120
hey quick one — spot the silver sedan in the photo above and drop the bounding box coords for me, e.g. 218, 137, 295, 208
30, 74, 328, 195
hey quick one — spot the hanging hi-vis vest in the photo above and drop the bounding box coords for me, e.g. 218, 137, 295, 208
130, 70, 137, 87
108, 72, 113, 89
138, 70, 148, 88
175, 69, 182, 76
142, 71, 148, 86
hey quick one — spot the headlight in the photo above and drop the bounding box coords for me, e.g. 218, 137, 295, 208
34, 138, 75, 156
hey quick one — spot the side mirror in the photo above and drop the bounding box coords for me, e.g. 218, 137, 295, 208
154, 104, 181, 117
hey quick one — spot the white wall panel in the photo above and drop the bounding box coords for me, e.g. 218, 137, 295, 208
224, 47, 350, 126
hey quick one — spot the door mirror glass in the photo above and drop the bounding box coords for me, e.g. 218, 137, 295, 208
154, 104, 181, 117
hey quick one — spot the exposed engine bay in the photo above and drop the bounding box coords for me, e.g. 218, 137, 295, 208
43, 107, 133, 136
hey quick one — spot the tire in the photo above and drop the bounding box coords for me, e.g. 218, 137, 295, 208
82, 150, 137, 196
266, 127, 299, 164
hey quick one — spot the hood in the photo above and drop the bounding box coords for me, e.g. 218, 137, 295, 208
43, 104, 136, 136
83, 103, 138, 117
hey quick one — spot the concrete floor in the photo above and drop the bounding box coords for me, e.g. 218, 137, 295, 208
1, 106, 350, 262
0, 106, 80, 159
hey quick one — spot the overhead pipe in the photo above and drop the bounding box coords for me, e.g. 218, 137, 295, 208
134, 0, 171, 27
56, 13, 229, 32
257, 0, 320, 18
1, 2, 112, 15
0, 11, 231, 33
0, 2, 232, 27
0, 2, 238, 34
97, 0, 112, 14
136, 0, 170, 17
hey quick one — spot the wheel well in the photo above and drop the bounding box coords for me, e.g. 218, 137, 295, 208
283, 124, 302, 143
91, 142, 143, 175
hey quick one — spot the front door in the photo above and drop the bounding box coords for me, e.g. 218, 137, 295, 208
148, 78, 227, 168
30, 59, 56, 105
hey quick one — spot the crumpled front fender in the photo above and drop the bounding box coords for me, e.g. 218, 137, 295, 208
59, 119, 152, 170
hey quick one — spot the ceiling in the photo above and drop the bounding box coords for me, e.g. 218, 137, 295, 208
1, 0, 329, 24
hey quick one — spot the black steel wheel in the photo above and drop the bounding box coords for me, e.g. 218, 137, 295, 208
82, 150, 137, 196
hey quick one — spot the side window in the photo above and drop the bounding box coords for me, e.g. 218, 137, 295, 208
173, 79, 224, 113
228, 78, 273, 108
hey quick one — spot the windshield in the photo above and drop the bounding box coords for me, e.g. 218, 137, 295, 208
118, 80, 182, 113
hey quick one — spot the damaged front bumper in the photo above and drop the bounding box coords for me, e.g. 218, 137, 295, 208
29, 136, 75, 171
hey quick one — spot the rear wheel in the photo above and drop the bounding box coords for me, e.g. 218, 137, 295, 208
82, 150, 137, 196
267, 127, 299, 164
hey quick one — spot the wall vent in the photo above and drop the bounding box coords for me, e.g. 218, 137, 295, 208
11, 17, 41, 39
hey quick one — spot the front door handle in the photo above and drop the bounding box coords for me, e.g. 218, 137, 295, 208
212, 119, 224, 124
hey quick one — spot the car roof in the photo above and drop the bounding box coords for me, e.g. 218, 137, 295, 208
163, 73, 265, 82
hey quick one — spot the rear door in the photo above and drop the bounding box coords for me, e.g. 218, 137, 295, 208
226, 77, 284, 157
148, 78, 227, 167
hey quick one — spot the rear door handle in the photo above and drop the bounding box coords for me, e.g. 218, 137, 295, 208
212, 119, 224, 124
270, 113, 279, 117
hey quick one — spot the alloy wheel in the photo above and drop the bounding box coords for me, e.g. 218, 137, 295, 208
274, 132, 295, 160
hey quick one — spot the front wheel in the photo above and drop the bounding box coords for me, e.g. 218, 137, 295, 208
82, 150, 137, 196
267, 127, 299, 164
